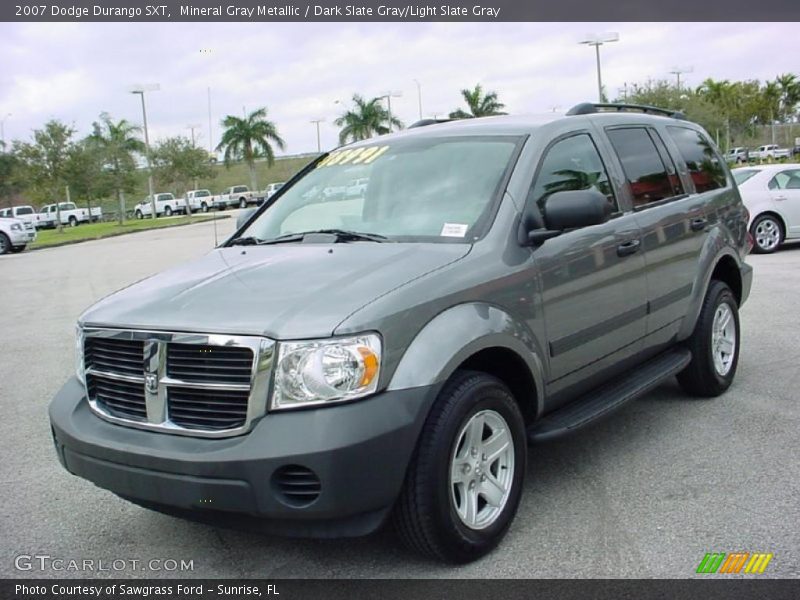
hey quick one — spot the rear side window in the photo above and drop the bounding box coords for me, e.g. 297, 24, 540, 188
528, 133, 618, 213
667, 126, 727, 192
768, 169, 800, 190
606, 128, 675, 208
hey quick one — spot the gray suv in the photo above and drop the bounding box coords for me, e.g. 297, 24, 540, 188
49, 103, 752, 563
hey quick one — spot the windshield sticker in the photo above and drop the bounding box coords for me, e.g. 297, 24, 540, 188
317, 145, 389, 168
441, 223, 469, 237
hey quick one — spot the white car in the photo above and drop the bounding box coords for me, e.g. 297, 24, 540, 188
0, 216, 37, 255
35, 202, 102, 228
751, 144, 791, 161
134, 193, 185, 218
0, 205, 38, 228
183, 189, 214, 213
734, 164, 800, 253
264, 182, 285, 199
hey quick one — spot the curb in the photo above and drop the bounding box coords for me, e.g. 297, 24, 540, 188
27, 215, 232, 252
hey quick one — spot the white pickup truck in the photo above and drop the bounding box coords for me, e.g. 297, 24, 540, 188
133, 193, 186, 219
218, 185, 258, 209
182, 189, 215, 213
35, 202, 102, 228
752, 144, 792, 161
0, 205, 38, 228
0, 216, 37, 254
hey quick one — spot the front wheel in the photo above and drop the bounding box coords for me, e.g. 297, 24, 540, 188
201, 203, 208, 213
677, 280, 740, 397
393, 371, 526, 563
68, 216, 78, 227
750, 214, 783, 254
0, 233, 10, 255
164, 206, 173, 217
239, 198, 247, 209
135, 210, 143, 220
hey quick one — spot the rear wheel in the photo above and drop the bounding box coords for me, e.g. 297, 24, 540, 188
0, 233, 10, 255
750, 214, 783, 254
393, 371, 526, 563
677, 280, 740, 397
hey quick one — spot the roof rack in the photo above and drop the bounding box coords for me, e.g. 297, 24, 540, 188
566, 102, 686, 120
408, 118, 452, 129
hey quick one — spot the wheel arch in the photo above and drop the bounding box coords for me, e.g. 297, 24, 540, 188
386, 303, 545, 422
751, 210, 787, 237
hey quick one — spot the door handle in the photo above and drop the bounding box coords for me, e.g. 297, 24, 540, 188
616, 239, 641, 257
690, 217, 708, 231
774, 195, 787, 201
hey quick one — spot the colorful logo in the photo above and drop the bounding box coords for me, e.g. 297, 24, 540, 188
696, 552, 773, 574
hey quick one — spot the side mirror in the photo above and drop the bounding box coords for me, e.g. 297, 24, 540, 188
236, 208, 256, 229
543, 189, 612, 231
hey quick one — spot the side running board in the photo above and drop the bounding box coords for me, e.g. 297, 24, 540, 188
528, 348, 691, 443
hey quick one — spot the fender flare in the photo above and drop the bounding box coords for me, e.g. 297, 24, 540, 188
386, 303, 546, 418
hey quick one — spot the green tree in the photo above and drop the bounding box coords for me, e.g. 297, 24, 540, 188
334, 94, 404, 144
64, 138, 111, 221
449, 84, 506, 119
152, 136, 215, 205
0, 152, 23, 208
13, 120, 76, 231
89, 112, 144, 225
216, 107, 285, 191
775, 73, 800, 123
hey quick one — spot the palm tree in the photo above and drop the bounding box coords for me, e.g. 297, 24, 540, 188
775, 73, 800, 124
90, 113, 144, 225
334, 95, 404, 144
449, 84, 506, 119
216, 108, 285, 191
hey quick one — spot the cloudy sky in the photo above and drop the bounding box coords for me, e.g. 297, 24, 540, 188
0, 22, 796, 155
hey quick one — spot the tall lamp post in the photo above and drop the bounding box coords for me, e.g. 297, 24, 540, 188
413, 79, 423, 120
380, 91, 403, 133
579, 32, 619, 102
130, 83, 160, 219
0, 113, 10, 151
310, 119, 324, 152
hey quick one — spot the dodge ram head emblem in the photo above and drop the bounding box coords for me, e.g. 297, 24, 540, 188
145, 372, 158, 394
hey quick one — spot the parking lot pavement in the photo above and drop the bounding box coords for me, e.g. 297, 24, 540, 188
1, 222, 798, 579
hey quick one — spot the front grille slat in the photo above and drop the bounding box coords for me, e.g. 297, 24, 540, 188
83, 331, 264, 437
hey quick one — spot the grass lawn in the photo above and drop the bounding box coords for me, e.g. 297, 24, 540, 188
30, 215, 226, 249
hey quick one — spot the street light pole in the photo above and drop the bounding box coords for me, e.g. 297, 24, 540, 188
310, 119, 324, 153
413, 79, 423, 120
669, 66, 694, 90
0, 113, 10, 151
130, 83, 160, 220
579, 33, 619, 102
380, 91, 403, 133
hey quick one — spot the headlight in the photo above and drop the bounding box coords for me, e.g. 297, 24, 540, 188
10, 223, 21, 231
272, 334, 381, 409
75, 324, 85, 384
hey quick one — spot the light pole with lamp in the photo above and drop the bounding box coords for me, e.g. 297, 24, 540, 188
669, 66, 694, 90
379, 91, 403, 133
310, 119, 324, 153
578, 32, 619, 102
413, 79, 423, 120
130, 83, 160, 219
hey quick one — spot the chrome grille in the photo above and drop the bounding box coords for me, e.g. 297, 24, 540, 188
167, 343, 253, 384
88, 374, 147, 421
82, 328, 274, 438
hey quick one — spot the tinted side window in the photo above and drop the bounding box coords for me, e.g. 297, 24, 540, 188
606, 128, 675, 208
667, 126, 727, 192
529, 133, 617, 213
769, 169, 800, 190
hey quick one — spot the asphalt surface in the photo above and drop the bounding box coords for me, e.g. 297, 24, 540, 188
1, 216, 798, 579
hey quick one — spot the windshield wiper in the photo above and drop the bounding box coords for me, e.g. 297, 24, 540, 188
258, 229, 390, 245
228, 236, 262, 246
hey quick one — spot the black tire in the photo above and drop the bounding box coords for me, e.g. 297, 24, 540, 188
201, 202, 209, 213
750, 214, 783, 254
239, 198, 247, 209
164, 206, 173, 217
68, 216, 78, 227
677, 280, 740, 397
0, 233, 10, 255
10, 245, 26, 253
392, 371, 526, 563
135, 210, 143, 220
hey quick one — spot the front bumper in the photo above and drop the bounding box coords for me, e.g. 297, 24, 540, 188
9, 229, 35, 245
49, 377, 438, 537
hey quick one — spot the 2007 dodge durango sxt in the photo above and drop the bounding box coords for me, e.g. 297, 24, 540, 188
50, 103, 753, 563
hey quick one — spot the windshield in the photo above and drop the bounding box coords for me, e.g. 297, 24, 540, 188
733, 169, 758, 185
239, 136, 520, 243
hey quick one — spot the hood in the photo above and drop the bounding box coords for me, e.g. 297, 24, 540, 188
81, 242, 471, 339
